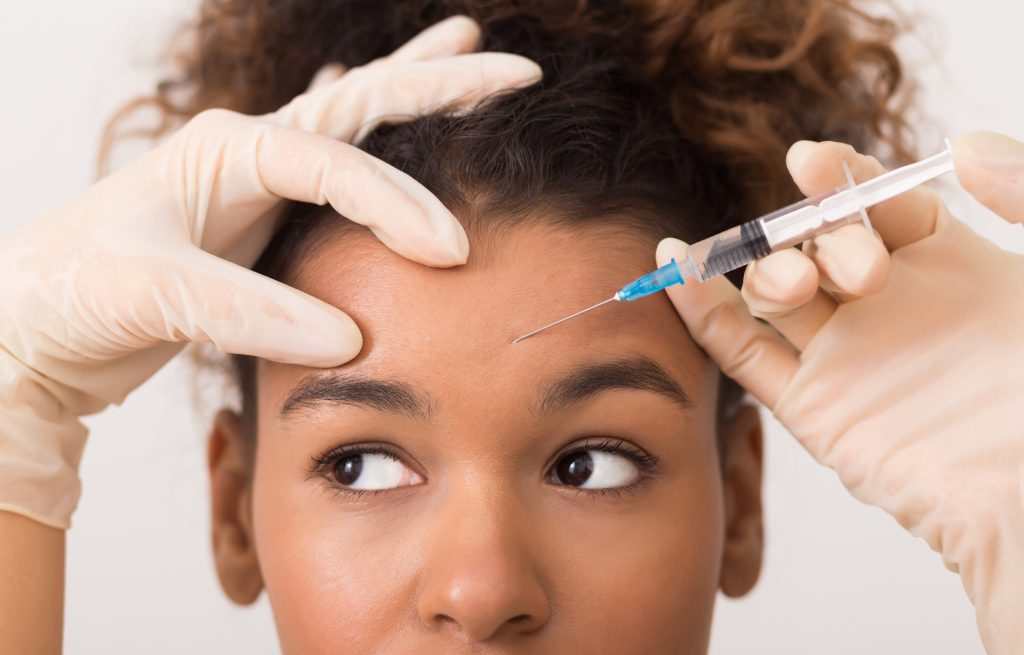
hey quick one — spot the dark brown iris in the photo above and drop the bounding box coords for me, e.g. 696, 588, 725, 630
556, 452, 594, 486
332, 455, 363, 485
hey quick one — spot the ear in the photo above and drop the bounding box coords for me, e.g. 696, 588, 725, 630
208, 408, 263, 604
717, 403, 764, 597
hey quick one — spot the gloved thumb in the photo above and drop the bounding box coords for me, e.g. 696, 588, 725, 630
953, 131, 1024, 223
142, 248, 363, 367
656, 237, 800, 409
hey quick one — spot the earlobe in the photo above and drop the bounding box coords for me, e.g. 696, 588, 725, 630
717, 403, 765, 598
208, 409, 264, 605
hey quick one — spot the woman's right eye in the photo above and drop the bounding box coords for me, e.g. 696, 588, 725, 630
327, 450, 424, 491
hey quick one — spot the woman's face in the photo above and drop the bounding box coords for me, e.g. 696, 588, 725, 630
208, 221, 764, 654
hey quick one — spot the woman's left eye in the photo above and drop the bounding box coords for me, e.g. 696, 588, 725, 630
325, 450, 423, 491
551, 448, 642, 490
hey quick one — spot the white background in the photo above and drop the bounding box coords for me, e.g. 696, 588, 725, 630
1, 1, 1022, 653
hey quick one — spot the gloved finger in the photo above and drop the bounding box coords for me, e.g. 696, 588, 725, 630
658, 238, 800, 409
802, 222, 891, 302
154, 248, 362, 367
382, 15, 483, 64
953, 131, 1024, 223
741, 248, 838, 350
269, 52, 542, 141
248, 115, 471, 266
306, 63, 347, 92
787, 140, 945, 250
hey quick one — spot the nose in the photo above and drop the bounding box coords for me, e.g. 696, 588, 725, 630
416, 489, 551, 642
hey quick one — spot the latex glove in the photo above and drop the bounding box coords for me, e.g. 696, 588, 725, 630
658, 132, 1024, 654
0, 16, 542, 529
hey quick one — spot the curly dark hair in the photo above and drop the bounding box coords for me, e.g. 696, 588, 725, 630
104, 0, 918, 441
104, 0, 915, 213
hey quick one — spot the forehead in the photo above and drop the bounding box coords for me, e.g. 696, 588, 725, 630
268, 220, 714, 408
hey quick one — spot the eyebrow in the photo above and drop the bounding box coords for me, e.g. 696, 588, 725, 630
279, 357, 689, 420
539, 357, 692, 415
281, 373, 430, 421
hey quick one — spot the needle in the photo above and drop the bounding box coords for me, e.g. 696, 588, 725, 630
512, 296, 617, 343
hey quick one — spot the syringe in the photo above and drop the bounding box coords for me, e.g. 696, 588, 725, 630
513, 142, 955, 343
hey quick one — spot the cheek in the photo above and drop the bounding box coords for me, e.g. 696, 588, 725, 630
250, 456, 423, 653
539, 463, 725, 650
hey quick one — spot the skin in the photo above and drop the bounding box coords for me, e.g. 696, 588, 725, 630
0, 512, 64, 655
208, 220, 764, 653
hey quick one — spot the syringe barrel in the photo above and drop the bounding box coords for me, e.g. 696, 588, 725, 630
688, 144, 955, 282
688, 219, 772, 281
689, 189, 865, 280
758, 190, 859, 251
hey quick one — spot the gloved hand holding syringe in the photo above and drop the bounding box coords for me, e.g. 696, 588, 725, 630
515, 142, 955, 342
516, 135, 1024, 654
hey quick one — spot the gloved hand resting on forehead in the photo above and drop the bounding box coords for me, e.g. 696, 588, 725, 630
658, 131, 1024, 655
0, 17, 540, 651
0, 15, 541, 529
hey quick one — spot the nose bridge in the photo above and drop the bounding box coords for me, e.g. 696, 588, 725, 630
416, 472, 550, 641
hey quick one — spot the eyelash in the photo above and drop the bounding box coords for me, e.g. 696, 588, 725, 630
553, 437, 660, 499
308, 438, 660, 500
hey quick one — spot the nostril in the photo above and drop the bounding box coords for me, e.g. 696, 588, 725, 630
435, 613, 456, 626
433, 611, 535, 632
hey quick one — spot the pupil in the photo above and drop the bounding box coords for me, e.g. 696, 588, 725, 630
557, 452, 594, 486
333, 454, 363, 485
